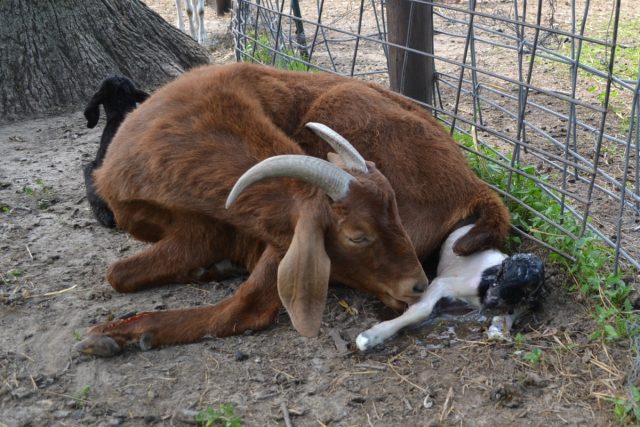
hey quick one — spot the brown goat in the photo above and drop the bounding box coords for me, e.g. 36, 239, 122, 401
75, 63, 509, 356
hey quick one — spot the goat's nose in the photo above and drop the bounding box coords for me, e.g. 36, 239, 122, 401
413, 281, 428, 293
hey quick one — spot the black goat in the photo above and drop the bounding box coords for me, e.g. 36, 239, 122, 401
83, 76, 149, 228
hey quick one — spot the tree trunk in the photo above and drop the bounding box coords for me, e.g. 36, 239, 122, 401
386, 0, 435, 107
0, 0, 210, 122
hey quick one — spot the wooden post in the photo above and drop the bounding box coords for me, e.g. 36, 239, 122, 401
386, 0, 435, 107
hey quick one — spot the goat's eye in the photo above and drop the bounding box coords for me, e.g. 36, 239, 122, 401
348, 235, 370, 245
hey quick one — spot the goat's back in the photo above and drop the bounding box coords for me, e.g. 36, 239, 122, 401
95, 63, 508, 259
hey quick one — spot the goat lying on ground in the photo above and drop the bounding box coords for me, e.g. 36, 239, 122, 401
175, 0, 231, 44
83, 76, 148, 228
356, 224, 545, 351
75, 63, 510, 356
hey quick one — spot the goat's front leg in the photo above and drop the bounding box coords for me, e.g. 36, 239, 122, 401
356, 279, 453, 351
175, 0, 185, 31
75, 246, 283, 357
196, 0, 205, 44
185, 0, 197, 40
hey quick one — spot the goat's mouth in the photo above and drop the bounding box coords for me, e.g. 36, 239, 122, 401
379, 292, 420, 311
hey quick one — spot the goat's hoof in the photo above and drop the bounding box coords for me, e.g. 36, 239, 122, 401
74, 335, 122, 357
356, 332, 377, 351
486, 325, 509, 341
139, 333, 154, 351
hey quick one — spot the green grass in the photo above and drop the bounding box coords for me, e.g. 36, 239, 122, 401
195, 404, 242, 427
240, 32, 310, 72
612, 385, 640, 424
73, 385, 91, 408
522, 347, 543, 367
567, 17, 639, 128
453, 129, 639, 423
22, 178, 48, 196
575, 18, 640, 83
1, 269, 22, 285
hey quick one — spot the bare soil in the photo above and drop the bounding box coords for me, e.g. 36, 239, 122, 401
0, 1, 635, 426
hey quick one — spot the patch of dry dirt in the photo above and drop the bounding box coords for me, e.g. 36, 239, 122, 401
0, 1, 634, 426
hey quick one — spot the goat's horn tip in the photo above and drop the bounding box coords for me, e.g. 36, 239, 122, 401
305, 122, 323, 131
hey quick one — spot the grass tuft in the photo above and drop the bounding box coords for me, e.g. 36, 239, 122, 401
195, 404, 243, 427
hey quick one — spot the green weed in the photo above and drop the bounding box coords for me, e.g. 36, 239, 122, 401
1, 269, 22, 285
513, 332, 526, 349
73, 385, 91, 408
241, 32, 310, 72
195, 404, 242, 427
611, 385, 640, 425
22, 178, 49, 196
522, 347, 543, 367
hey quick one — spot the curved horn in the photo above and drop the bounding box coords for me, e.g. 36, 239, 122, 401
226, 155, 355, 208
305, 122, 368, 173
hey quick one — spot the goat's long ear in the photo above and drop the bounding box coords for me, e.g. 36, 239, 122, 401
133, 88, 149, 104
277, 211, 330, 337
84, 90, 103, 129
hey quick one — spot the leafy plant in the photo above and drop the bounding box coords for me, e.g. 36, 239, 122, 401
2, 269, 23, 284
513, 332, 526, 349
73, 385, 91, 408
22, 178, 49, 196
522, 347, 543, 367
612, 385, 640, 424
195, 404, 243, 427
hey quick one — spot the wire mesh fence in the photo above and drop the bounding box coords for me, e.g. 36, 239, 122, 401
231, 0, 640, 272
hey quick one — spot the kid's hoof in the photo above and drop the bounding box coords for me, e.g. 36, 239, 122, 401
74, 335, 122, 357
356, 331, 379, 351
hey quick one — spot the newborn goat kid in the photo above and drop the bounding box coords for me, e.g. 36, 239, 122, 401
83, 76, 149, 228
356, 224, 545, 351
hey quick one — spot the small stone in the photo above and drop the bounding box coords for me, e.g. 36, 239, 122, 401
108, 416, 124, 426
53, 410, 71, 419
11, 387, 33, 399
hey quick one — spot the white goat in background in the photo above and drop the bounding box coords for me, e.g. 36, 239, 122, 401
175, 0, 206, 44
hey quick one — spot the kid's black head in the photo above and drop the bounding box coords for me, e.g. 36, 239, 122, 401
478, 253, 545, 313
84, 76, 149, 128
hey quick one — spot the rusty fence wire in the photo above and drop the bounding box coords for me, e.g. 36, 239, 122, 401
231, 0, 640, 272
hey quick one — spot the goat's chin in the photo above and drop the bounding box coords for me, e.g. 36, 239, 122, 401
378, 293, 412, 312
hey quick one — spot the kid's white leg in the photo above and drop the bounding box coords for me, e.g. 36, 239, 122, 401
356, 280, 449, 351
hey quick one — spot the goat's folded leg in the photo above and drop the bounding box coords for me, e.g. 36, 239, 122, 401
107, 217, 235, 293
75, 247, 283, 356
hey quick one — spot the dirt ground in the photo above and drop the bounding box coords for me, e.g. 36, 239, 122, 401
0, 1, 636, 426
